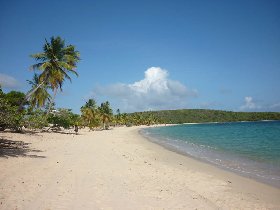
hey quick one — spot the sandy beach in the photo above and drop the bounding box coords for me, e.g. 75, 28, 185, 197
1, 126, 280, 210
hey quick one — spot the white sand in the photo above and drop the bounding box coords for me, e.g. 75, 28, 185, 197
0, 126, 279, 209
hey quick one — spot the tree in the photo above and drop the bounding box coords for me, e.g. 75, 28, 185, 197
0, 90, 26, 131
81, 99, 97, 110
23, 109, 48, 129
23, 36, 80, 110
48, 108, 79, 129
98, 101, 113, 129
115, 108, 121, 126
5, 91, 26, 107
27, 74, 51, 109
80, 99, 100, 129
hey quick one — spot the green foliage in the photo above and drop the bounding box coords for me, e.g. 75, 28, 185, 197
115, 109, 121, 125
0, 91, 25, 131
80, 99, 100, 129
133, 109, 280, 124
27, 74, 51, 109
0, 85, 3, 96
4, 91, 27, 107
23, 109, 48, 129
126, 112, 159, 126
81, 99, 97, 110
98, 101, 113, 129
80, 100, 114, 130
112, 109, 159, 126
30, 36, 80, 92
48, 108, 79, 129
23, 36, 80, 111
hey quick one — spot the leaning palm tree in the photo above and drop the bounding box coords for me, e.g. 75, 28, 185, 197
27, 74, 51, 108
21, 36, 80, 110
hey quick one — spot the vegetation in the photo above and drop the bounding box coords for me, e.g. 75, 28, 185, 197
80, 99, 113, 130
0, 87, 27, 131
1, 36, 280, 133
80, 99, 100, 129
135, 109, 280, 124
23, 36, 80, 112
48, 108, 80, 129
98, 101, 113, 129
27, 73, 51, 109
1, 36, 81, 132
23, 109, 49, 129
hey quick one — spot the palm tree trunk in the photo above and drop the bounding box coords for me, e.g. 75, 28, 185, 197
18, 82, 45, 111
103, 116, 105, 130
47, 88, 58, 115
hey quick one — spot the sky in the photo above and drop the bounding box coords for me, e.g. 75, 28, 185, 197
0, 0, 279, 113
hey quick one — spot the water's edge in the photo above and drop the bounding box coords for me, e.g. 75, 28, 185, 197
139, 124, 280, 189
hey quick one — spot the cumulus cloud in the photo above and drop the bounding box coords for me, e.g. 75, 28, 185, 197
0, 73, 20, 89
240, 96, 261, 110
93, 67, 198, 112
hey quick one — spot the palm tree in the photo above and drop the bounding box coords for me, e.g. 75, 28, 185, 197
81, 99, 99, 129
27, 74, 51, 108
98, 101, 113, 129
81, 99, 97, 110
116, 108, 121, 126
22, 36, 80, 110
120, 113, 128, 125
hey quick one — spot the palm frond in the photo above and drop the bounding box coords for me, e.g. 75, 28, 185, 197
29, 62, 44, 71
29, 36, 80, 100
58, 67, 72, 82
30, 52, 47, 61
40, 62, 52, 71
57, 61, 76, 71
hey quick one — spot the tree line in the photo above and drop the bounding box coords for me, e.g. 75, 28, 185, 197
142, 109, 280, 124
0, 87, 159, 131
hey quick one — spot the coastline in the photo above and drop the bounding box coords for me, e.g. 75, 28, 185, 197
140, 122, 280, 188
1, 126, 279, 209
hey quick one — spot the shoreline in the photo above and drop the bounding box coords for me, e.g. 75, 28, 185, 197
1, 126, 280, 209
141, 122, 280, 189
134, 126, 280, 208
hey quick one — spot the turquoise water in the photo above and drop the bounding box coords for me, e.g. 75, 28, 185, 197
141, 121, 280, 188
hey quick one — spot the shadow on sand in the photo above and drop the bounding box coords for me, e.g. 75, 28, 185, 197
0, 137, 46, 158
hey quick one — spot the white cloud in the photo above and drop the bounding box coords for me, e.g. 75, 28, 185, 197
92, 67, 198, 112
240, 96, 261, 110
0, 73, 20, 89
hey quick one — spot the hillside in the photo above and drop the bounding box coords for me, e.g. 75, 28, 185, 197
134, 109, 280, 124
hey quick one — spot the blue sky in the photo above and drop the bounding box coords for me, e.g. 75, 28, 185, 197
0, 0, 279, 113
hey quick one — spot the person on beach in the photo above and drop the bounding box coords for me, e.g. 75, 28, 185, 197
74, 125, 78, 135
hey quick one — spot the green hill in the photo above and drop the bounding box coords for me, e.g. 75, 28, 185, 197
133, 109, 280, 124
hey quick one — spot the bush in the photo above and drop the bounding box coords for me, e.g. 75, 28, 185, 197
48, 108, 80, 129
23, 109, 49, 129
0, 97, 24, 131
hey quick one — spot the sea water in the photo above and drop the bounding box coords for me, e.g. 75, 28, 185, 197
140, 121, 280, 188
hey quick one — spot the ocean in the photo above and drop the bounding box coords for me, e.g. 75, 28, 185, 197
140, 121, 280, 188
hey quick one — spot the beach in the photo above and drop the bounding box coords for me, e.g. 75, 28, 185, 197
1, 126, 280, 210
